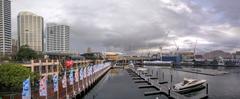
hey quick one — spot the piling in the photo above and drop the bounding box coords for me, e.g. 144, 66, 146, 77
206, 83, 208, 95
168, 88, 171, 97
162, 72, 164, 80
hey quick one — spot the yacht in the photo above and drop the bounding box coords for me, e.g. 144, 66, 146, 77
173, 78, 206, 93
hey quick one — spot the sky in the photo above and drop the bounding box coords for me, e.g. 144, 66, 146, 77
11, 0, 240, 54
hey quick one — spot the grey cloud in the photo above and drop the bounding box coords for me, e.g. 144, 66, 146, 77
12, 0, 240, 53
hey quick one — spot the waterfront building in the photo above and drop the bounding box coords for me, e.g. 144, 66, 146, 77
0, 0, 12, 56
46, 23, 69, 52
11, 39, 18, 56
18, 11, 44, 52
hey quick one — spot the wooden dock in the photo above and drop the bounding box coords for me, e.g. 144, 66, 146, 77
128, 68, 208, 99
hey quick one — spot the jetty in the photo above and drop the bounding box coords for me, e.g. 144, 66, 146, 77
127, 68, 209, 99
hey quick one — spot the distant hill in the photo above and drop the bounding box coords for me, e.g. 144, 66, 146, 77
203, 50, 232, 59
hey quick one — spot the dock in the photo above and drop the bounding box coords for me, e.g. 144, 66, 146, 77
128, 68, 209, 99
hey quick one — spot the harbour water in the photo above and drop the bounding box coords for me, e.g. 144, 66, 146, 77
83, 68, 168, 99
84, 66, 240, 99
145, 66, 240, 99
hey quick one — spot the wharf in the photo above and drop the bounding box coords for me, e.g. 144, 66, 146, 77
129, 68, 208, 99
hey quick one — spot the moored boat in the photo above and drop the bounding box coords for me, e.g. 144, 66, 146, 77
173, 78, 206, 94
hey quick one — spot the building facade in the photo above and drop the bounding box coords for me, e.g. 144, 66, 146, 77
18, 11, 44, 52
0, 0, 11, 56
46, 23, 69, 52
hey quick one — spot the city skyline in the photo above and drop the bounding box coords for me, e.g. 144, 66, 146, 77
10, 0, 240, 53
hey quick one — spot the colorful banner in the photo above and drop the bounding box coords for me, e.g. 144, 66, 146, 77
22, 77, 31, 99
79, 68, 83, 80
39, 76, 47, 96
62, 72, 67, 88
75, 69, 79, 82
69, 68, 74, 85
52, 74, 58, 92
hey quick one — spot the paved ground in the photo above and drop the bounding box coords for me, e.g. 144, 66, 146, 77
83, 68, 168, 99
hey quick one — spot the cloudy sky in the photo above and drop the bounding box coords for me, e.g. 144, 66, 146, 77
12, 0, 240, 54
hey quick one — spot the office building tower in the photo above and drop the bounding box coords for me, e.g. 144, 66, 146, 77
0, 0, 12, 55
46, 23, 69, 52
18, 11, 44, 52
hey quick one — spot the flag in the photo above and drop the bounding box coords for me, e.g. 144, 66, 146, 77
65, 59, 74, 69
75, 69, 79, 82
52, 74, 58, 92
39, 76, 47, 96
22, 77, 31, 99
62, 72, 67, 88
69, 68, 74, 85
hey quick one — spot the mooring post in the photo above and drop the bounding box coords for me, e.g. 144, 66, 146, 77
162, 72, 164, 80
206, 83, 209, 95
168, 87, 171, 97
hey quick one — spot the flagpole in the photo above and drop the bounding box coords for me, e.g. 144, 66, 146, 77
29, 75, 31, 99
46, 71, 48, 99
57, 73, 59, 99
66, 70, 68, 99
73, 69, 75, 97
77, 67, 80, 96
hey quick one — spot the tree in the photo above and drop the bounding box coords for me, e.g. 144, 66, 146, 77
0, 63, 39, 92
16, 45, 39, 61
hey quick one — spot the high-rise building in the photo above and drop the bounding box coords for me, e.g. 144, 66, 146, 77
0, 0, 12, 56
11, 39, 18, 56
18, 11, 44, 52
46, 23, 69, 52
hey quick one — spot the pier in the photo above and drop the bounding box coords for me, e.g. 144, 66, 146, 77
1, 63, 112, 99
127, 67, 209, 99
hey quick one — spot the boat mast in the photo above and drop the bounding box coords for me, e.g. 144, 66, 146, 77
193, 40, 198, 60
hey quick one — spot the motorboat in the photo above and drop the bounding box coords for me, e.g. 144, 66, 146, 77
137, 67, 147, 71
129, 61, 134, 67
173, 78, 206, 94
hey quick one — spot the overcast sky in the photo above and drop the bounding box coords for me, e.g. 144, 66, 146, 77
12, 0, 240, 54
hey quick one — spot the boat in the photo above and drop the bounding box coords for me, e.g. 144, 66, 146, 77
137, 67, 147, 71
143, 61, 173, 66
129, 61, 134, 67
173, 78, 206, 94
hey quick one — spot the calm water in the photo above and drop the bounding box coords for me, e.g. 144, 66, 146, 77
145, 66, 240, 99
84, 66, 240, 99
84, 68, 168, 99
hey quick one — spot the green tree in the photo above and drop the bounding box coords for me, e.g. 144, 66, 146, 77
0, 63, 39, 92
16, 45, 39, 61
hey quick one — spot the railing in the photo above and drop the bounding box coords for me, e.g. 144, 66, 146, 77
1, 63, 112, 99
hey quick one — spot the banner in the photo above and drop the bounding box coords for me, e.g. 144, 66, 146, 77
39, 76, 47, 96
52, 74, 58, 92
79, 68, 83, 80
62, 72, 67, 88
75, 69, 79, 82
22, 77, 31, 99
69, 68, 74, 85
